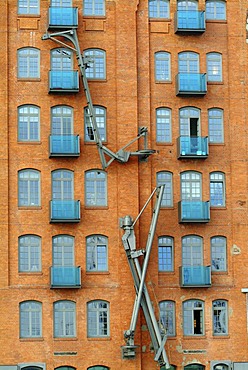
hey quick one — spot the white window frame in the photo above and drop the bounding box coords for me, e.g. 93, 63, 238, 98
155, 52, 171, 82
156, 108, 172, 143
54, 300, 76, 338
83, 0, 106, 16
156, 171, 173, 207
207, 53, 222, 82
84, 106, 107, 142
19, 235, 41, 272
149, 0, 170, 19
208, 108, 224, 143
20, 301, 42, 338
210, 172, 225, 207
183, 300, 204, 336
211, 236, 227, 272
86, 235, 108, 272
213, 300, 228, 335
84, 49, 106, 80
18, 105, 40, 142
87, 300, 110, 337
18, 0, 40, 15
18, 48, 40, 79
85, 170, 107, 207
158, 236, 174, 272
206, 0, 226, 20
18, 169, 41, 207
159, 300, 176, 336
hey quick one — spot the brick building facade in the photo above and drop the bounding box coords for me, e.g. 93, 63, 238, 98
1, 1, 248, 370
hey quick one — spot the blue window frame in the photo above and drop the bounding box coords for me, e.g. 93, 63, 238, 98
158, 236, 174, 271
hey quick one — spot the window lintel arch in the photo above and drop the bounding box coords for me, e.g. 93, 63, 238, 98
20, 299, 42, 305
19, 233, 41, 239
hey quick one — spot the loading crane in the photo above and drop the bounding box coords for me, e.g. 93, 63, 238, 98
119, 185, 170, 369
42, 26, 155, 169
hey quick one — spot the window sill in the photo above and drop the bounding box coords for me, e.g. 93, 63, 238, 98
160, 206, 174, 210
206, 19, 227, 24
212, 271, 228, 275
87, 337, 110, 341
20, 337, 44, 342
84, 206, 108, 210
87, 78, 107, 83
17, 78, 41, 82
210, 206, 226, 210
54, 337, 78, 341
211, 335, 230, 339
207, 81, 224, 85
86, 271, 110, 275
84, 141, 107, 145
158, 271, 175, 274
209, 142, 225, 146
183, 335, 206, 339
83, 15, 106, 20
18, 141, 41, 144
17, 14, 41, 18
156, 142, 173, 146
155, 80, 172, 84
18, 206, 42, 210
18, 272, 43, 275
149, 18, 171, 22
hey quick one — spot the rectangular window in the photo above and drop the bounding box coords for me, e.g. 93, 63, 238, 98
18, 0, 40, 15
83, 0, 105, 16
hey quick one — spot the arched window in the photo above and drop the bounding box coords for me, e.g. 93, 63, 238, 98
51, 0, 72, 5
87, 300, 110, 337
84, 106, 107, 142
208, 108, 224, 143
178, 52, 199, 73
84, 49, 106, 79
52, 170, 74, 200
18, 105, 40, 142
86, 235, 108, 272
20, 301, 42, 338
213, 300, 228, 335
54, 300, 76, 337
177, 0, 198, 10
18, 169, 41, 207
55, 367, 75, 370
83, 0, 105, 16
206, 0, 226, 20
53, 235, 75, 266
18, 48, 40, 78
156, 171, 173, 207
51, 48, 73, 71
158, 236, 174, 271
155, 52, 171, 81
19, 235, 41, 272
207, 53, 222, 82
51, 106, 73, 135
159, 300, 175, 336
210, 172, 225, 207
179, 107, 201, 137
85, 170, 107, 206
181, 171, 202, 201
156, 108, 172, 143
184, 365, 204, 370
149, 0, 170, 19
183, 300, 204, 335
211, 236, 227, 271
182, 235, 203, 266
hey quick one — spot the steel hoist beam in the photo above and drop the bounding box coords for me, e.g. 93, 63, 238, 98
42, 29, 155, 169
119, 185, 170, 369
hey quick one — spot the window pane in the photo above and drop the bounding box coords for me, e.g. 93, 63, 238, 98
210, 172, 225, 206
20, 301, 42, 338
85, 171, 107, 206
208, 109, 224, 143
177, 0, 198, 11
206, 0, 226, 20
183, 300, 204, 335
155, 52, 171, 81
18, 0, 39, 14
182, 235, 203, 266
18, 48, 40, 78
149, 0, 170, 19
18, 170, 40, 207
181, 172, 201, 201
213, 300, 228, 335
158, 236, 173, 271
83, 0, 105, 16
157, 172, 173, 207
86, 235, 108, 271
207, 53, 222, 82
211, 236, 227, 271
52, 170, 73, 200
159, 301, 175, 336
54, 301, 76, 337
18, 105, 40, 141
84, 49, 106, 79
156, 108, 171, 143
85, 106, 106, 141
87, 300, 109, 337
19, 235, 41, 272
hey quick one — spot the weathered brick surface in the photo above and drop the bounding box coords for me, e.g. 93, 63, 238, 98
1, 0, 248, 369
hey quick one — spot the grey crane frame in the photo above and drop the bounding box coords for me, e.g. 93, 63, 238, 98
120, 185, 170, 369
42, 28, 155, 169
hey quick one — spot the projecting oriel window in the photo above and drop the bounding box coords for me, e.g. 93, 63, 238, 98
18, 0, 40, 14
84, 106, 107, 142
183, 300, 204, 335
18, 169, 40, 207
54, 300, 76, 337
149, 0, 170, 19
210, 172, 225, 207
207, 53, 222, 82
213, 300, 228, 335
84, 49, 106, 79
86, 235, 108, 272
85, 170, 107, 206
87, 300, 110, 337
206, 0, 226, 20
18, 105, 40, 142
18, 48, 40, 79
83, 0, 105, 16
156, 108, 172, 143
20, 301, 42, 338
208, 108, 224, 143
156, 172, 173, 207
158, 236, 174, 272
19, 235, 41, 272
155, 52, 171, 81
211, 236, 227, 272
159, 300, 175, 336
